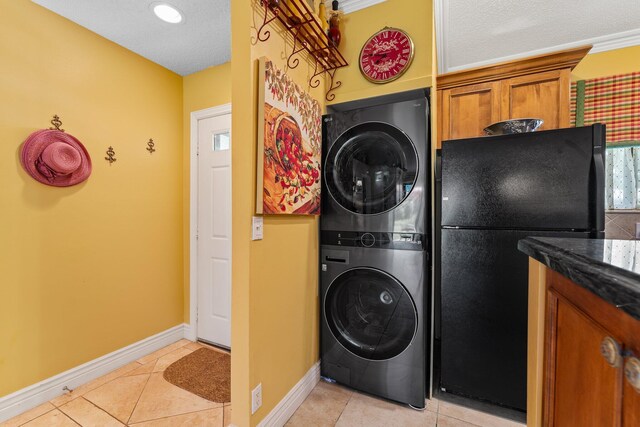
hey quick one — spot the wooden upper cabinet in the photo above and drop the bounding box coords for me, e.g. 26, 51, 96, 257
500, 69, 571, 131
441, 82, 501, 141
436, 46, 591, 147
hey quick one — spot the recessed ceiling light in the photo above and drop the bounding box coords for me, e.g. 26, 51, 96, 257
153, 3, 183, 24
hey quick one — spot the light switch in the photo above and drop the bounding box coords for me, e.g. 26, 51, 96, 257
252, 216, 263, 240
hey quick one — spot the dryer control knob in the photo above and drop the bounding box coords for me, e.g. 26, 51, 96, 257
361, 233, 375, 247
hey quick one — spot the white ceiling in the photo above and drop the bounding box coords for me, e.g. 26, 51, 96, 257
436, 0, 640, 74
31, 0, 640, 77
32, 0, 231, 76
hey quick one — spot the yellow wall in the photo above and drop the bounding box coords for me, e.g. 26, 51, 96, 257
249, 21, 324, 427
572, 45, 640, 80
231, 2, 325, 425
328, 0, 433, 104
0, 0, 435, 416
230, 1, 254, 425
182, 63, 232, 322
0, 1, 184, 396
231, 2, 324, 426
183, 63, 232, 111
231, 1, 432, 425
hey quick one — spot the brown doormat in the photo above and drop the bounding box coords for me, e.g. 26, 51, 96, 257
163, 347, 230, 403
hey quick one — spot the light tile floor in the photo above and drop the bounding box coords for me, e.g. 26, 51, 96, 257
3, 341, 525, 427
286, 381, 526, 427
1, 340, 231, 427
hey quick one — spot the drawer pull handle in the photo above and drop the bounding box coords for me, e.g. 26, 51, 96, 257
600, 337, 622, 368
625, 357, 640, 393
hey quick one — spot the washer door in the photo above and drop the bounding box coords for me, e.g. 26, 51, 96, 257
324, 268, 417, 360
325, 122, 418, 215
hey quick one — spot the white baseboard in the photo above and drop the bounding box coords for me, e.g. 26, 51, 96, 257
257, 361, 321, 427
183, 323, 197, 341
0, 324, 189, 423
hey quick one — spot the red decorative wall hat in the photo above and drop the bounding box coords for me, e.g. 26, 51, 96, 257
20, 129, 92, 187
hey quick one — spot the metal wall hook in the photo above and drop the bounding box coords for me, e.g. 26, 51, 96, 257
146, 138, 156, 154
105, 146, 117, 164
49, 115, 64, 132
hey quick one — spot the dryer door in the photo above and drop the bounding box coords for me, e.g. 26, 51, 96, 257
325, 122, 418, 215
324, 267, 417, 360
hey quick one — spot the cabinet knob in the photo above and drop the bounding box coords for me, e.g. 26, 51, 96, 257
625, 357, 640, 393
600, 337, 622, 368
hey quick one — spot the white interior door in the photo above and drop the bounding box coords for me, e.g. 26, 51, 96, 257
197, 113, 231, 348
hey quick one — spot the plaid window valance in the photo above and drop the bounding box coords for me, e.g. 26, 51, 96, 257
571, 71, 640, 146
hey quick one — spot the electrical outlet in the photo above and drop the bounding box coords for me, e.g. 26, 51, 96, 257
251, 383, 262, 414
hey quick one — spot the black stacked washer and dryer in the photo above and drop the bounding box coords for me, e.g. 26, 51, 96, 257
319, 89, 431, 409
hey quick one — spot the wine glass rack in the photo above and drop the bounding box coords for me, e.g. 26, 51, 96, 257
255, 0, 348, 101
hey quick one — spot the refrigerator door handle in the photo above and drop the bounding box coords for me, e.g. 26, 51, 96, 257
592, 124, 606, 231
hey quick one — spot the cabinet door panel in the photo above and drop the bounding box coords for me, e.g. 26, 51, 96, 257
501, 69, 570, 131
548, 295, 622, 427
441, 82, 500, 142
623, 376, 640, 427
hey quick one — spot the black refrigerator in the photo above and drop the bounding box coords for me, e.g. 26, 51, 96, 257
434, 124, 605, 411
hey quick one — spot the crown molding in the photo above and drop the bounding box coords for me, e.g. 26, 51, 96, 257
434, 0, 447, 74
589, 27, 640, 54
437, 45, 591, 89
340, 0, 386, 14
439, 24, 640, 76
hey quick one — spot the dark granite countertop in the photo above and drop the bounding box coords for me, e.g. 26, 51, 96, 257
518, 237, 640, 321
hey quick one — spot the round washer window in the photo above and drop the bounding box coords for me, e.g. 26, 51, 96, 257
324, 268, 417, 360
325, 122, 418, 215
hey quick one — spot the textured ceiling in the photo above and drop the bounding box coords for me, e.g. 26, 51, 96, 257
437, 0, 640, 74
32, 0, 231, 76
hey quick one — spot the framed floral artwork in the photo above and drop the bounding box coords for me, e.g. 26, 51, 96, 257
256, 57, 322, 215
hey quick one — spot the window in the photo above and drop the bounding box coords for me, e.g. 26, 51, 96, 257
212, 132, 230, 151
571, 71, 640, 210
606, 145, 640, 209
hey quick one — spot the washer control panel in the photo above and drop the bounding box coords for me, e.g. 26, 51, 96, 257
321, 230, 425, 251
360, 233, 376, 247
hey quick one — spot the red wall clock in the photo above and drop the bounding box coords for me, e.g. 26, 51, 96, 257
359, 27, 415, 84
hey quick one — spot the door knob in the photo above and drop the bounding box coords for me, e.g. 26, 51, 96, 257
625, 357, 640, 393
600, 337, 622, 368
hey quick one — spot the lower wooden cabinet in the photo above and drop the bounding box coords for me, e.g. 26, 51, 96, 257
546, 294, 621, 426
623, 375, 640, 427
544, 270, 640, 426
